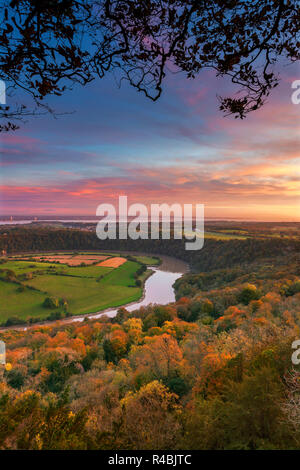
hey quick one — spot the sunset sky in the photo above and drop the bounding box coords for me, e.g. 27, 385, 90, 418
0, 61, 299, 221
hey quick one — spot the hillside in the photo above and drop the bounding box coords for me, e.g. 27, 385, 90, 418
0, 237, 299, 449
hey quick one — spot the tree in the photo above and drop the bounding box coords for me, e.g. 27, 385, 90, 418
0, 390, 89, 449
0, 0, 299, 131
129, 333, 186, 382
238, 284, 260, 305
113, 307, 130, 324
121, 381, 181, 449
103, 329, 129, 363
281, 369, 300, 434
43, 296, 60, 309
183, 366, 295, 450
6, 368, 25, 389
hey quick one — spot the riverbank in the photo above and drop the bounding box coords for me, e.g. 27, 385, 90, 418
0, 253, 189, 331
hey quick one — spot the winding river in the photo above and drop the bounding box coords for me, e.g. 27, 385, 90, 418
66, 254, 189, 323
1, 254, 188, 331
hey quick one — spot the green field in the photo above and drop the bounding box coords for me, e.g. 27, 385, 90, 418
182, 230, 249, 241
0, 254, 154, 325
1, 260, 113, 278
0, 280, 48, 320
133, 255, 160, 265
204, 231, 248, 240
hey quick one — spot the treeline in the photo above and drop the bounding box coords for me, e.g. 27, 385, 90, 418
1, 227, 299, 272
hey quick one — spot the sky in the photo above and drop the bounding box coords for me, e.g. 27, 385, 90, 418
0, 61, 299, 221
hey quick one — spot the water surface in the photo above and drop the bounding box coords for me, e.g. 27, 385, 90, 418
3, 254, 188, 330
68, 254, 188, 322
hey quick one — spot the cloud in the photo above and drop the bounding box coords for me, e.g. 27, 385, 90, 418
1, 154, 299, 220
1, 63, 299, 220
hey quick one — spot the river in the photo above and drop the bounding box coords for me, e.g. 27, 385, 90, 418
65, 254, 189, 323
1, 254, 188, 331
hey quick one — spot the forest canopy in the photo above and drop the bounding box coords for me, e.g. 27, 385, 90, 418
0, 238, 300, 449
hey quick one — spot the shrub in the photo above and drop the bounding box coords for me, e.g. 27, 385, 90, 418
237, 284, 260, 305
46, 311, 63, 321
16, 285, 26, 293
5, 316, 26, 326
43, 296, 60, 309
6, 369, 25, 390
281, 280, 300, 297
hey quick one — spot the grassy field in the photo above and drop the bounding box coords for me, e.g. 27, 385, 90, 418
0, 253, 155, 324
1, 260, 113, 278
182, 230, 249, 241
0, 280, 47, 321
133, 255, 160, 265
1, 260, 59, 274
204, 231, 248, 240
217, 229, 249, 235
25, 265, 141, 315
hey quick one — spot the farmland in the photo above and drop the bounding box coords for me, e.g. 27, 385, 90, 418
204, 231, 248, 240
0, 252, 156, 325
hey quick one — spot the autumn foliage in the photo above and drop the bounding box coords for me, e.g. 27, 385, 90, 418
0, 252, 300, 449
